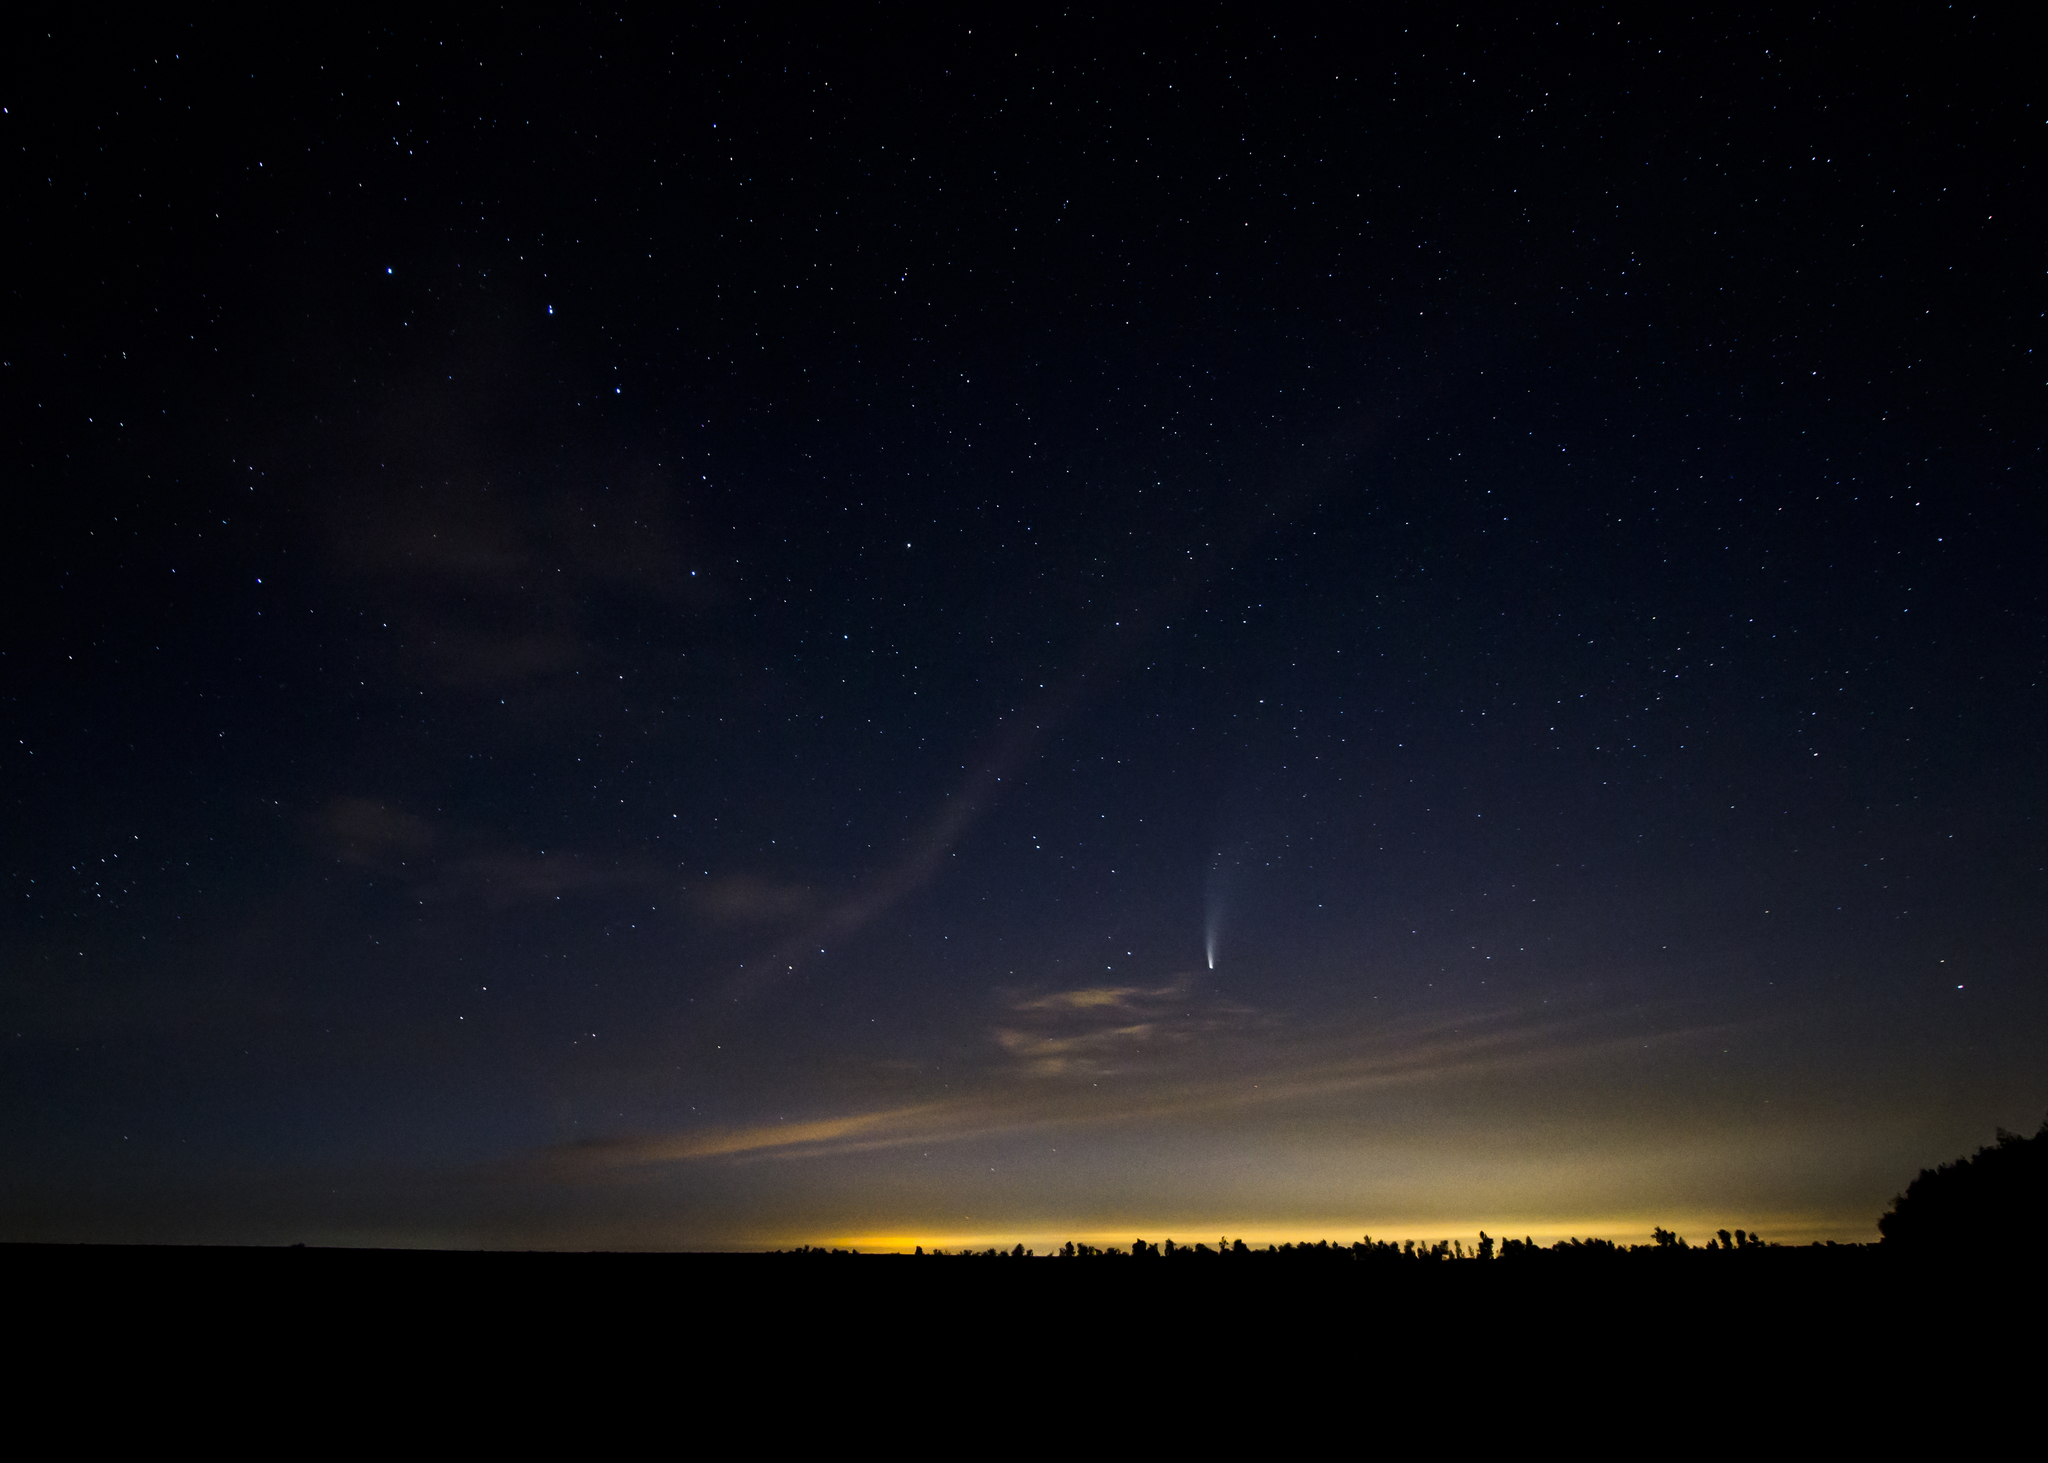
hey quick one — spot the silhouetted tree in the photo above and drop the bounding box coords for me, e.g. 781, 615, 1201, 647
1880, 1117, 2048, 1255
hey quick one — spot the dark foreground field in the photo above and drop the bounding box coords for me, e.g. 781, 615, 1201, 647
8, 1240, 2031, 1428
0, 1239, 1969, 1333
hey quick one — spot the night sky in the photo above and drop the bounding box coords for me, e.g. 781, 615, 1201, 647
6, 14, 2041, 1251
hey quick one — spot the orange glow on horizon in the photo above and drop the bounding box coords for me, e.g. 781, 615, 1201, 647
812, 1211, 1877, 1255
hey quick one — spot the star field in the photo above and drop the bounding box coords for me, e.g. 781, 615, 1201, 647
3, 14, 2041, 1250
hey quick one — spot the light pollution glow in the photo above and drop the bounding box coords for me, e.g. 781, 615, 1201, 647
821, 1214, 1862, 1255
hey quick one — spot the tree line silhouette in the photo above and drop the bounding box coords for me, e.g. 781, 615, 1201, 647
783, 1231, 1821, 1260
774, 1116, 2046, 1259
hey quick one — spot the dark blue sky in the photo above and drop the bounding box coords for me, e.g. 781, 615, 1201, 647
5, 13, 2041, 1249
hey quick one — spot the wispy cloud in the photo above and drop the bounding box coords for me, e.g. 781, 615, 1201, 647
427, 851, 667, 910
309, 795, 672, 909
510, 996, 1750, 1181
316, 796, 436, 867
993, 976, 1263, 1076
423, 629, 586, 687
687, 875, 822, 928
540, 1104, 958, 1170
1010, 982, 1187, 1014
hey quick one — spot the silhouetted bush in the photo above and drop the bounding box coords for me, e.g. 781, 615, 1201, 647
1879, 1117, 2048, 1255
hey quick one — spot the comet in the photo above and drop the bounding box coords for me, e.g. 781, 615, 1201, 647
1204, 852, 1227, 971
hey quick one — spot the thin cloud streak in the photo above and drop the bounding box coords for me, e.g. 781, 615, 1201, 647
547, 1104, 949, 1168
522, 999, 1749, 1177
